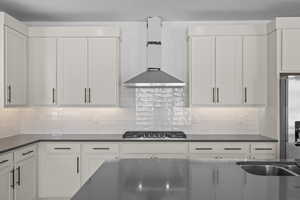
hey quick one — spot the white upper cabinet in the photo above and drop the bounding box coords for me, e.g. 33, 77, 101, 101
282, 29, 300, 72
88, 38, 119, 106
215, 36, 243, 105
274, 18, 300, 72
188, 24, 268, 106
58, 38, 88, 106
190, 36, 216, 105
29, 37, 57, 106
5, 27, 27, 106
243, 36, 267, 105
28, 26, 120, 107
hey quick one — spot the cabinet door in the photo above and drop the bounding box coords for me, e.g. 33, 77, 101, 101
15, 156, 36, 200
282, 29, 300, 72
189, 163, 215, 200
244, 174, 279, 200
39, 143, 81, 198
190, 37, 215, 105
243, 36, 267, 105
5, 27, 27, 106
58, 38, 88, 106
216, 36, 243, 105
29, 37, 57, 105
216, 166, 244, 200
88, 38, 119, 106
0, 154, 14, 200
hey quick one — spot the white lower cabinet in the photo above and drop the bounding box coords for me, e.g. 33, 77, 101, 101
39, 143, 81, 198
0, 145, 37, 200
14, 146, 37, 200
81, 143, 119, 184
0, 153, 14, 200
36, 141, 277, 199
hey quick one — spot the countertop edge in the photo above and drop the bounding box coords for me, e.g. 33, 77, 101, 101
0, 135, 278, 155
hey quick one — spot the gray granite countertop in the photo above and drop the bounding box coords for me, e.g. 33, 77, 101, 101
71, 159, 300, 200
0, 134, 278, 154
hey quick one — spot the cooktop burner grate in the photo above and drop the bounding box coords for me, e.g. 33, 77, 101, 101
123, 131, 186, 139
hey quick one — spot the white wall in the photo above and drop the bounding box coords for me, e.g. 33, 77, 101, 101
0, 21, 267, 138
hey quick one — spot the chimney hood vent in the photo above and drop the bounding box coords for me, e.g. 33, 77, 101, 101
123, 17, 185, 88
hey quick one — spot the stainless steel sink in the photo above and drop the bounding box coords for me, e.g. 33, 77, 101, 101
240, 165, 298, 176
281, 165, 300, 175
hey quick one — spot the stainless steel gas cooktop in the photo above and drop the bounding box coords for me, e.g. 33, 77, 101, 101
123, 131, 186, 139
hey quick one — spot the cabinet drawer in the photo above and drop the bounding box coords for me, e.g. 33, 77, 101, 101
82, 143, 119, 154
251, 143, 276, 154
45, 143, 80, 154
190, 143, 249, 154
219, 143, 249, 154
120, 142, 188, 154
0, 153, 13, 168
14, 145, 36, 162
189, 143, 219, 153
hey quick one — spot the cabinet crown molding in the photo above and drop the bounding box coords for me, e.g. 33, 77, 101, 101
0, 12, 28, 36
188, 23, 269, 36
275, 17, 300, 29
28, 26, 120, 37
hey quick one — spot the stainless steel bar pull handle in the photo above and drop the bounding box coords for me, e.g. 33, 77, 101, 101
216, 88, 219, 103
7, 85, 11, 103
52, 88, 55, 104
84, 88, 87, 103
77, 157, 79, 174
17, 166, 21, 186
93, 147, 110, 150
54, 147, 71, 150
22, 150, 34, 156
224, 148, 242, 150
255, 148, 272, 151
195, 148, 213, 150
244, 87, 247, 103
0, 159, 8, 165
212, 88, 215, 103
10, 169, 15, 189
88, 88, 91, 103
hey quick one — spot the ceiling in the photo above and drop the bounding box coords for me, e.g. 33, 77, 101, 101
0, 0, 300, 21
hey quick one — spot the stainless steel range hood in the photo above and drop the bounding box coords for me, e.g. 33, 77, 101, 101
123, 17, 185, 88
124, 67, 185, 87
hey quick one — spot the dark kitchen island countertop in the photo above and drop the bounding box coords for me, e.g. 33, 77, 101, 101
0, 133, 277, 154
71, 159, 300, 200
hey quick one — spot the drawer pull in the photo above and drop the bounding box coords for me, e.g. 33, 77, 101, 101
77, 157, 79, 174
22, 150, 34, 156
16, 166, 21, 186
10, 169, 14, 189
54, 147, 71, 150
224, 148, 242, 150
92, 147, 110, 150
0, 159, 8, 165
195, 148, 213, 150
255, 148, 272, 151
